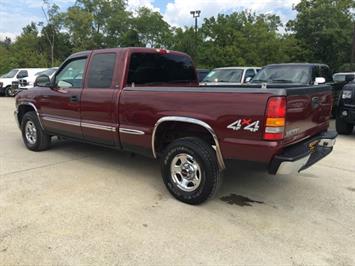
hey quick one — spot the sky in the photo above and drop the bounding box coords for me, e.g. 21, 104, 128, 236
0, 0, 301, 41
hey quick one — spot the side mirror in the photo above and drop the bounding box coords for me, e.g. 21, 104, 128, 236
245, 77, 252, 83
34, 74, 51, 87
314, 77, 326, 85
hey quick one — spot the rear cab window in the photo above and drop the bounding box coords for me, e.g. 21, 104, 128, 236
127, 52, 197, 86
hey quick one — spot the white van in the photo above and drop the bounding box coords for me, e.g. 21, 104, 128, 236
0, 68, 47, 96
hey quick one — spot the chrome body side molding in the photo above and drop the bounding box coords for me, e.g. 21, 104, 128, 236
82, 122, 117, 132
119, 128, 145, 135
42, 116, 117, 132
152, 116, 226, 170
43, 116, 81, 127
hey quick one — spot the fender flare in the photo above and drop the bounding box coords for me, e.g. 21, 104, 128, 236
152, 116, 225, 170
16, 102, 44, 129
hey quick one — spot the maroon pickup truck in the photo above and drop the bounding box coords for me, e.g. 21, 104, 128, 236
14, 48, 337, 204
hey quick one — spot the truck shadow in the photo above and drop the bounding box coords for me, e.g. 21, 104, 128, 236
48, 139, 308, 205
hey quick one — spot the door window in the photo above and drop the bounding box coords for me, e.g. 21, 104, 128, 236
244, 69, 256, 82
17, 70, 28, 79
55, 58, 87, 88
87, 53, 116, 88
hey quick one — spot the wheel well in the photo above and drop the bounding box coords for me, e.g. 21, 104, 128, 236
154, 121, 215, 157
17, 105, 36, 125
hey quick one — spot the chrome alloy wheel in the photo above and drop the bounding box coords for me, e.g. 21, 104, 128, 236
170, 153, 202, 192
25, 121, 37, 145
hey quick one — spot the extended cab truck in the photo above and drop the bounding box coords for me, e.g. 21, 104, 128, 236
14, 48, 337, 205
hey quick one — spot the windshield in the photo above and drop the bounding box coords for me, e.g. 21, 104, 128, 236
35, 68, 57, 77
203, 69, 244, 83
252, 66, 311, 84
2, 69, 18, 78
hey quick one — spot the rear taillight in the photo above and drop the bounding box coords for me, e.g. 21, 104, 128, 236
264, 97, 286, 141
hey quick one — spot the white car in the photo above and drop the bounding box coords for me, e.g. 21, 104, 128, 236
0, 68, 47, 96
333, 72, 355, 83
200, 67, 261, 86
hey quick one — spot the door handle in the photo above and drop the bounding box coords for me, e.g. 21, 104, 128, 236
70, 95, 80, 102
312, 97, 320, 109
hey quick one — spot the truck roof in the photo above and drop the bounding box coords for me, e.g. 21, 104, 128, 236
69, 47, 190, 59
333, 72, 355, 75
214, 66, 261, 70
266, 63, 329, 68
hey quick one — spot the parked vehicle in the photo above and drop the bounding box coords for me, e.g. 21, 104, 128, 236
333, 72, 355, 83
335, 79, 355, 134
15, 48, 337, 204
14, 67, 58, 94
196, 69, 210, 82
0, 68, 47, 96
251, 63, 342, 115
201, 67, 261, 85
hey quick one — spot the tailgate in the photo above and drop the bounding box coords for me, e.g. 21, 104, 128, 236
283, 85, 332, 145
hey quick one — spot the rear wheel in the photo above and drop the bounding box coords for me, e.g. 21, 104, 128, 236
336, 117, 353, 135
5, 86, 16, 97
161, 137, 222, 205
21, 112, 51, 151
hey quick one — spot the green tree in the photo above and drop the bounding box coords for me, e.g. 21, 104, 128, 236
170, 27, 199, 61
64, 0, 130, 50
130, 7, 173, 48
196, 11, 288, 68
287, 0, 355, 70
38, 0, 62, 66
0, 23, 49, 75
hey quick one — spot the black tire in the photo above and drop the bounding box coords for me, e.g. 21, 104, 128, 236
336, 117, 353, 135
21, 111, 51, 151
161, 137, 222, 205
5, 86, 16, 97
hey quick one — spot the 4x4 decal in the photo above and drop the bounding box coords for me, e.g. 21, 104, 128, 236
227, 119, 260, 132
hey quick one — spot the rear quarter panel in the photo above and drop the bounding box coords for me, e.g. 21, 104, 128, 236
119, 87, 284, 162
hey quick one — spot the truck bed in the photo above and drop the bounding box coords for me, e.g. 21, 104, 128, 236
119, 84, 332, 163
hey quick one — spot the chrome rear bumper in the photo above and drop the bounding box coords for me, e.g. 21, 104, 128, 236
269, 131, 337, 175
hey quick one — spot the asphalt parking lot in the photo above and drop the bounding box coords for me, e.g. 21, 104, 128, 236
0, 97, 355, 265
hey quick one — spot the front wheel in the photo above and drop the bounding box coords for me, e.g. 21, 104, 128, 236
5, 86, 17, 97
336, 117, 353, 135
161, 137, 222, 205
21, 112, 51, 151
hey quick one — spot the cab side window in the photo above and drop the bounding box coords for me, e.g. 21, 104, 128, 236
87, 53, 116, 89
55, 58, 87, 89
17, 70, 28, 79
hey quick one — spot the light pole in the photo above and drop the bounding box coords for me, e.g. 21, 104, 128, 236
190, 10, 201, 33
351, 22, 355, 70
